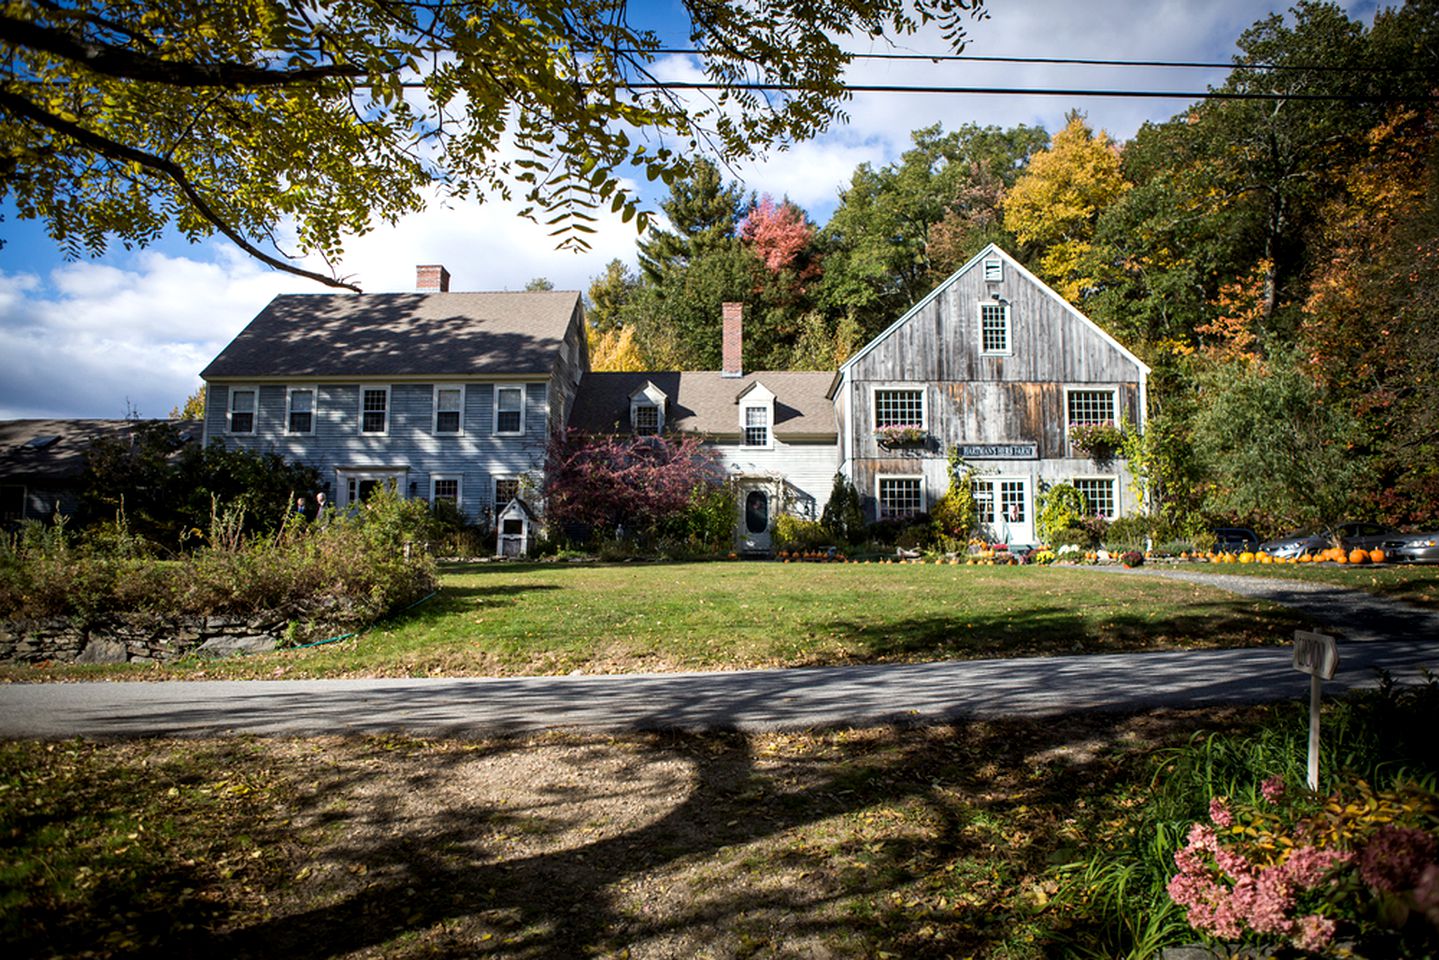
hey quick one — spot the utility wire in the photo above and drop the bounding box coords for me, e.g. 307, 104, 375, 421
614, 81, 1436, 102
639, 48, 1418, 74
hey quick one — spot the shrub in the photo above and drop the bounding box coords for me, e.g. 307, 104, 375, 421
774, 515, 829, 551
821, 474, 865, 544
1104, 515, 1151, 554
1037, 483, 1088, 543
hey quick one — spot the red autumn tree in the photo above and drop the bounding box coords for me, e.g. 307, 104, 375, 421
740, 195, 822, 286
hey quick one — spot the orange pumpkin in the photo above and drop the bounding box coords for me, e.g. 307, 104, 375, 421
1348, 548, 1369, 565
1370, 548, 1386, 564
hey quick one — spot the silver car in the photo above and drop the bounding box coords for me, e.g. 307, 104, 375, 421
1259, 522, 1398, 559
1382, 531, 1439, 564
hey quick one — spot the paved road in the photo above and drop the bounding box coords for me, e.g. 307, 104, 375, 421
0, 572, 1433, 739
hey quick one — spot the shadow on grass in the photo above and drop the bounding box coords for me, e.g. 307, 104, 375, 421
3, 712, 1240, 960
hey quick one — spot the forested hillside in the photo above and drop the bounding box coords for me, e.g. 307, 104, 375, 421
586, 0, 1439, 534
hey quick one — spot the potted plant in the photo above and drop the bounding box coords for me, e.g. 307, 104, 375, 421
1068, 420, 1125, 460
876, 424, 927, 448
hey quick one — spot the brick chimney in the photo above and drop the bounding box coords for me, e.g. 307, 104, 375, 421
722, 302, 743, 378
416, 264, 451, 292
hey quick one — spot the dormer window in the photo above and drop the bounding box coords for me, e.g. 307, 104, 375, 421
634, 404, 660, 435
629, 380, 668, 436
743, 405, 769, 447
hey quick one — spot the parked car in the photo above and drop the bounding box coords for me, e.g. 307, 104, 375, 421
1212, 526, 1259, 553
1382, 530, 1439, 564
1258, 522, 1398, 559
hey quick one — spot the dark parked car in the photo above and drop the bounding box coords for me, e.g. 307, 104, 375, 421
1212, 527, 1259, 553
1382, 531, 1439, 564
1259, 522, 1398, 559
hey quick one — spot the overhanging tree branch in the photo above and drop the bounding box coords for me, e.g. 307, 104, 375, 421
0, 87, 360, 290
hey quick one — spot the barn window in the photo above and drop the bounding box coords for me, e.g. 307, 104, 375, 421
287, 387, 314, 434
874, 389, 924, 428
983, 258, 1003, 282
361, 387, 390, 434
979, 303, 1010, 354
434, 385, 464, 434
1066, 389, 1117, 427
877, 477, 924, 519
972, 481, 995, 525
1073, 477, 1117, 519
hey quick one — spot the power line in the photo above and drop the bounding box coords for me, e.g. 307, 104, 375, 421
615, 81, 1436, 102
641, 49, 1417, 74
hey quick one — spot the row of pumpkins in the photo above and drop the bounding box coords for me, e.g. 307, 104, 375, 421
1187, 548, 1388, 565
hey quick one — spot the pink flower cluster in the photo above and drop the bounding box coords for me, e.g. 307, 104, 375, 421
1167, 820, 1351, 949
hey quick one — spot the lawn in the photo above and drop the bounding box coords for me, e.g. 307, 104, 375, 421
0, 562, 1309, 681
1154, 561, 1439, 608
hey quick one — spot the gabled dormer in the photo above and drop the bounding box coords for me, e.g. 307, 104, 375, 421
736, 381, 775, 449
629, 380, 668, 435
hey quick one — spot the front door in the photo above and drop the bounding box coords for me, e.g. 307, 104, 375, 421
974, 477, 1035, 546
740, 486, 772, 552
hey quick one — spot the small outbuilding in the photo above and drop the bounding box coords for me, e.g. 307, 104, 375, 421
495, 497, 538, 557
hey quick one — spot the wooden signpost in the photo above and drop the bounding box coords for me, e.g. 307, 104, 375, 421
1292, 630, 1340, 791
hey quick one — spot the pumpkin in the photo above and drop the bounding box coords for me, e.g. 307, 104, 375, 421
1239, 551, 1255, 564
1334, 551, 1349, 564
1370, 548, 1386, 564
1297, 553, 1311, 564
1348, 548, 1369, 565
1259, 553, 1274, 564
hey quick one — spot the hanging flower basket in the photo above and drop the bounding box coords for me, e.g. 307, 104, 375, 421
1068, 421, 1125, 460
876, 424, 927, 448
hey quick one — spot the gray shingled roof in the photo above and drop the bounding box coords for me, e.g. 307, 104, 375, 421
201, 291, 581, 379
569, 372, 837, 439
0, 419, 201, 482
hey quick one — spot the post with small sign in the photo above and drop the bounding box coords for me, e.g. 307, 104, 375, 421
1292, 630, 1340, 792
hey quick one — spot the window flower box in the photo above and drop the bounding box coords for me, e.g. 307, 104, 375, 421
1068, 420, 1125, 460
876, 424, 927, 448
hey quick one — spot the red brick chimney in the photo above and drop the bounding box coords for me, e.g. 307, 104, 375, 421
416, 264, 451, 292
722, 302, 743, 378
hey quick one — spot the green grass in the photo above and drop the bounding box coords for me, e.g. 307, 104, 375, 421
1, 562, 1309, 681
1160, 560, 1439, 608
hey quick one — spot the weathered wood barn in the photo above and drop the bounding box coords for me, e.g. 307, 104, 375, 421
829, 244, 1150, 544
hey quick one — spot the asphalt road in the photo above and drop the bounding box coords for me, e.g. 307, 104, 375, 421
0, 570, 1434, 739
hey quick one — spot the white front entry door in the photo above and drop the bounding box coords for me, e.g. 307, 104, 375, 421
974, 477, 1035, 546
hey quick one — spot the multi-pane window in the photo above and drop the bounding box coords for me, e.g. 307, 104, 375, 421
1067, 389, 1117, 426
229, 387, 256, 433
361, 388, 388, 434
972, 481, 995, 525
980, 303, 1010, 353
495, 386, 524, 434
287, 388, 314, 434
634, 404, 660, 435
878, 477, 923, 519
435, 386, 463, 434
494, 478, 521, 510
983, 258, 1003, 282
743, 405, 769, 447
1073, 477, 1116, 519
432, 477, 460, 506
999, 480, 1027, 523
874, 389, 923, 428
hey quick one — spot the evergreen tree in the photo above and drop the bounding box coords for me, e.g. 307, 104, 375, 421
636, 159, 746, 283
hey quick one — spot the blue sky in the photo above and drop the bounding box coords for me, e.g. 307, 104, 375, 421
0, 0, 1380, 419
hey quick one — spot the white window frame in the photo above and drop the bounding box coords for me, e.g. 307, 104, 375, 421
875, 474, 925, 520
1064, 385, 1121, 456
336, 467, 407, 508
1072, 475, 1119, 519
982, 257, 1004, 283
433, 384, 466, 436
493, 475, 522, 515
633, 403, 661, 436
358, 385, 391, 436
741, 403, 772, 449
431, 474, 463, 509
285, 385, 316, 436
978, 301, 1012, 356
226, 384, 258, 435
494, 384, 526, 436
870, 386, 926, 430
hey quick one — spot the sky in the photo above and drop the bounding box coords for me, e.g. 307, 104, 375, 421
0, 0, 1382, 420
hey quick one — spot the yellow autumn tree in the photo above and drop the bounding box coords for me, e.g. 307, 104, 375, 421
588, 325, 647, 372
1002, 115, 1129, 303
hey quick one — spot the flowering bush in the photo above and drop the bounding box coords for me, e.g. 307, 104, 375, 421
1169, 777, 1439, 954
1068, 420, 1125, 458
1120, 550, 1145, 568
875, 424, 927, 447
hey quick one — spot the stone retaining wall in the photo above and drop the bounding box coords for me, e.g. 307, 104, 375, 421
0, 614, 296, 664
